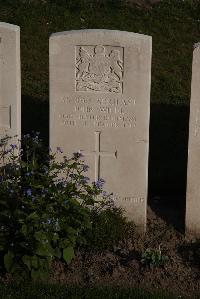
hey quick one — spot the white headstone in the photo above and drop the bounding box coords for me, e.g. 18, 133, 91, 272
50, 29, 152, 231
0, 23, 21, 142
186, 43, 200, 237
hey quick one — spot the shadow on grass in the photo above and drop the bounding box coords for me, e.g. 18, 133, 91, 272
148, 103, 190, 232
22, 95, 49, 146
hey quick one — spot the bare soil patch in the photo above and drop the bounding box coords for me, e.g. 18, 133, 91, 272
50, 204, 200, 298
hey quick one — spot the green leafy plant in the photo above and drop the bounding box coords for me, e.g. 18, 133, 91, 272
82, 207, 135, 251
0, 133, 111, 280
141, 246, 169, 268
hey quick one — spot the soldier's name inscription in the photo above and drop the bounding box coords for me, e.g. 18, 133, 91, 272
58, 96, 136, 129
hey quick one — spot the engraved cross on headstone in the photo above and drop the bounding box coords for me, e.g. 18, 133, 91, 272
80, 131, 117, 181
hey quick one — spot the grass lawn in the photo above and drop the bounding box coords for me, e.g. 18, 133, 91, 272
0, 0, 197, 104
0, 282, 188, 299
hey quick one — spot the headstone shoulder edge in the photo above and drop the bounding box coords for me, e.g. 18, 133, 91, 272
0, 22, 20, 32
49, 29, 152, 42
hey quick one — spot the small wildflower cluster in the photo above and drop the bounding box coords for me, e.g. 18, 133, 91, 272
141, 246, 169, 268
0, 133, 111, 280
93, 178, 105, 189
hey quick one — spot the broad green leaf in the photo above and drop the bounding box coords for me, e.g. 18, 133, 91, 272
36, 243, 54, 257
21, 224, 28, 236
52, 232, 59, 241
34, 231, 48, 241
22, 255, 31, 270
4, 251, 14, 272
59, 239, 71, 249
63, 246, 75, 263
31, 255, 39, 269
38, 258, 51, 272
9, 262, 18, 274
31, 269, 40, 280
27, 212, 39, 220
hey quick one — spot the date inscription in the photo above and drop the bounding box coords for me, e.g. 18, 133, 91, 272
58, 96, 136, 129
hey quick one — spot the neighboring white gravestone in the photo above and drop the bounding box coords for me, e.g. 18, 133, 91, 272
50, 29, 152, 231
0, 23, 21, 147
186, 43, 200, 238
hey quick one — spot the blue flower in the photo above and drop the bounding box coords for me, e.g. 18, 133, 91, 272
82, 164, 89, 172
81, 176, 90, 184
25, 188, 32, 197
102, 191, 108, 197
73, 152, 84, 159
93, 178, 105, 189
56, 147, 63, 153
63, 155, 68, 161
10, 144, 17, 150
42, 188, 48, 194
5, 149, 12, 154
61, 181, 68, 187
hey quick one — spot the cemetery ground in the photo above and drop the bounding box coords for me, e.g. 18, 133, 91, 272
1, 0, 200, 298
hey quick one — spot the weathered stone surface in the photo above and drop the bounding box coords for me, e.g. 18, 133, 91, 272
186, 44, 200, 237
50, 29, 151, 230
0, 23, 21, 141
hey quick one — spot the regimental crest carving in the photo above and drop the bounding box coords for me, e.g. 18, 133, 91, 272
75, 45, 124, 93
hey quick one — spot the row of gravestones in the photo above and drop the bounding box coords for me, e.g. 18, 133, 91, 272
0, 22, 199, 237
